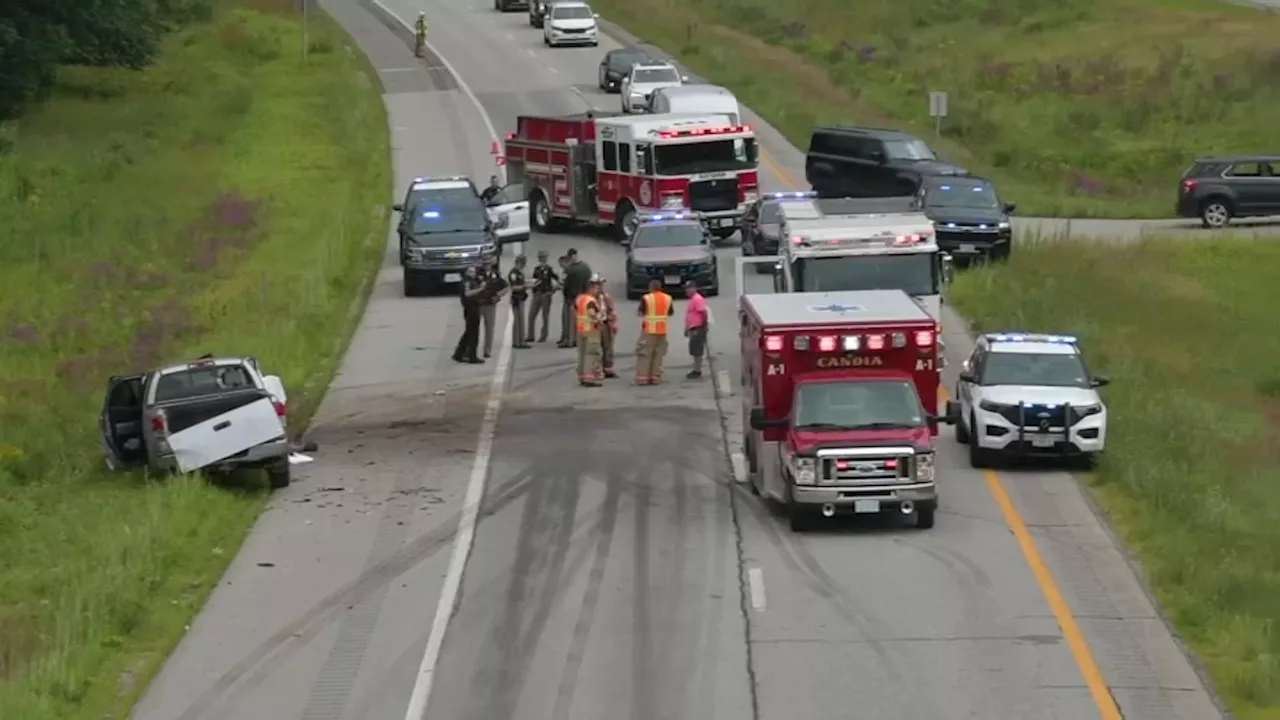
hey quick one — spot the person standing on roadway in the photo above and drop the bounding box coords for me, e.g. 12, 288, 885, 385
634, 279, 674, 385
480, 175, 502, 204
558, 249, 592, 348
478, 258, 506, 358
596, 275, 619, 378
507, 254, 530, 349
684, 280, 709, 380
452, 266, 485, 364
526, 249, 558, 343
414, 12, 427, 58
575, 274, 605, 386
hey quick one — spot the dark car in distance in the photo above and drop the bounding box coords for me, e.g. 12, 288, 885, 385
917, 175, 1014, 263
624, 213, 718, 299
495, 0, 528, 11
598, 47, 653, 93
1176, 154, 1280, 228
528, 0, 552, 27
805, 126, 967, 200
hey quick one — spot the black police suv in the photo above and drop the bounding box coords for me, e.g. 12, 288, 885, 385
624, 214, 718, 299
598, 47, 654, 93
396, 181, 501, 297
805, 126, 967, 199
1176, 154, 1280, 228
917, 175, 1014, 263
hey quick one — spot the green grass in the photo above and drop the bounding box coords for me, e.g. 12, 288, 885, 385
593, 0, 1280, 218
0, 0, 389, 717
949, 238, 1280, 719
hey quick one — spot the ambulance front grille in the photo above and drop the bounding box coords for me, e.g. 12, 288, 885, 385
817, 448, 915, 484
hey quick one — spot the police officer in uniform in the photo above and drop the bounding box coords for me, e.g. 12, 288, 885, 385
526, 250, 558, 343
508, 254, 530, 349
453, 266, 485, 364
478, 258, 506, 358
575, 275, 605, 386
596, 275, 619, 379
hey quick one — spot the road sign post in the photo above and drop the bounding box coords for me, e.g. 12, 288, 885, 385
928, 91, 948, 138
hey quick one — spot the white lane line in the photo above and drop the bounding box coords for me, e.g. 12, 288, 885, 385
547, 66, 558, 74
730, 452, 747, 485
715, 369, 730, 396
526, 48, 537, 57
747, 567, 767, 611
370, 3, 517, 720
380, 68, 419, 73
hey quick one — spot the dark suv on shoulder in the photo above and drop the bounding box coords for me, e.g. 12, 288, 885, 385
1177, 155, 1280, 228
917, 175, 1014, 264
805, 126, 968, 199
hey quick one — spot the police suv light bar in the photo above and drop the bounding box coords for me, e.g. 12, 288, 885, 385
412, 175, 470, 183
984, 332, 1079, 344
656, 124, 752, 139
769, 191, 819, 199
638, 212, 701, 222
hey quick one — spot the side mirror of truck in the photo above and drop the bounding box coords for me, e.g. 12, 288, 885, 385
958, 371, 976, 384
940, 401, 962, 425
749, 407, 786, 430
1003, 202, 1017, 214
1091, 375, 1110, 387
392, 203, 404, 212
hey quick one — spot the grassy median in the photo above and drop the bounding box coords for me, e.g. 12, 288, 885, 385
594, 0, 1280, 218
949, 239, 1280, 719
0, 0, 389, 717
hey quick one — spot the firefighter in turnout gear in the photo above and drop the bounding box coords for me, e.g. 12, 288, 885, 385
575, 275, 605, 386
635, 279, 674, 384
414, 13, 427, 58
597, 275, 619, 379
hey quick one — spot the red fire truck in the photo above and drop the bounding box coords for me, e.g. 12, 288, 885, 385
503, 112, 760, 241
739, 289, 955, 531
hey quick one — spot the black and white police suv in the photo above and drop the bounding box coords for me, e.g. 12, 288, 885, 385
948, 333, 1110, 469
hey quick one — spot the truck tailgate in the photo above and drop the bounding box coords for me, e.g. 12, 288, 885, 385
167, 397, 284, 472
163, 391, 268, 433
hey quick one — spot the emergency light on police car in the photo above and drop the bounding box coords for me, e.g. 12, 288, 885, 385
769, 191, 818, 200
983, 332, 1078, 344
763, 331, 933, 353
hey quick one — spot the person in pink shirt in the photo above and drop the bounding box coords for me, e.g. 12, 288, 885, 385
683, 281, 709, 379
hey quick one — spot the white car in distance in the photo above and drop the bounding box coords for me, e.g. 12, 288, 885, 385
543, 1, 598, 47
621, 61, 687, 113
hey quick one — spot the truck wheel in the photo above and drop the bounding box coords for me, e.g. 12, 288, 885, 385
954, 411, 969, 444
968, 418, 994, 468
403, 269, 429, 297
266, 461, 291, 490
785, 483, 810, 531
915, 504, 936, 529
615, 202, 638, 243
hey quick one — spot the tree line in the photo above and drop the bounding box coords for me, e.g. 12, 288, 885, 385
0, 0, 215, 122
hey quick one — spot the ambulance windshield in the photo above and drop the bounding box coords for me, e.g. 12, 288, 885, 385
793, 253, 940, 296
654, 138, 757, 175
793, 379, 925, 429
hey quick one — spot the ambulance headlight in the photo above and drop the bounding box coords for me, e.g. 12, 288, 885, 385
915, 452, 935, 483
790, 455, 816, 485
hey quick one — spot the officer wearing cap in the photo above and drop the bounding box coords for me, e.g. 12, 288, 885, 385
507, 254, 530, 349
526, 249, 558, 343
574, 274, 605, 386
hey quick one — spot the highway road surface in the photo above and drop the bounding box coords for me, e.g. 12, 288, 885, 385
129, 1, 1239, 719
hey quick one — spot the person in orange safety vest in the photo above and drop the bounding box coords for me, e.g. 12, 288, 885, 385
575, 275, 605, 387
634, 278, 674, 385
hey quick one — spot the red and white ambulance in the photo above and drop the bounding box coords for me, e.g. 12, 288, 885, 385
503, 112, 759, 241
738, 289, 955, 531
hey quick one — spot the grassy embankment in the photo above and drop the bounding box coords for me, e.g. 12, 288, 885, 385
0, 0, 389, 717
950, 240, 1280, 719
593, 0, 1280, 217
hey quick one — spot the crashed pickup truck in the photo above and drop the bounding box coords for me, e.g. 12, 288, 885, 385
100, 355, 298, 489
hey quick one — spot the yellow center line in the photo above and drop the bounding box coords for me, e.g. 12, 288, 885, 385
937, 386, 1122, 719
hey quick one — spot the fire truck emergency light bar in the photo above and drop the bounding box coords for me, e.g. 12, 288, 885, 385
655, 124, 752, 138
763, 330, 935, 353
790, 232, 933, 247
983, 333, 1078, 344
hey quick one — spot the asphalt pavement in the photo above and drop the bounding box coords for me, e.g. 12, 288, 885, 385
129, 0, 1234, 719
